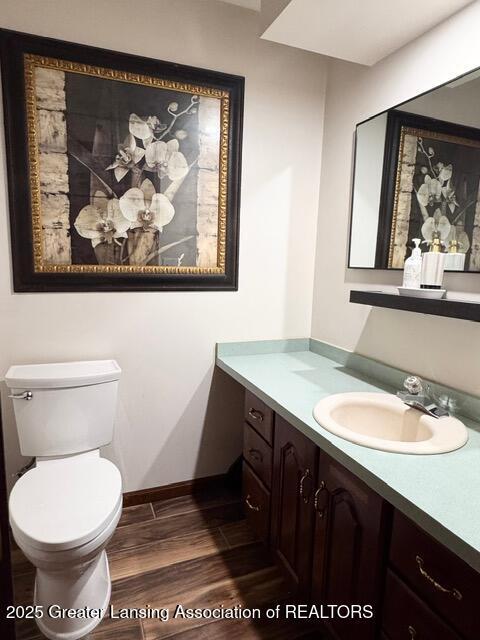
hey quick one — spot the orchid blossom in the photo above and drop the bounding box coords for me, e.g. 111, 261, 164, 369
441, 183, 459, 214
421, 207, 451, 245
74, 193, 130, 248
144, 139, 189, 181
106, 134, 145, 182
435, 162, 453, 184
417, 174, 442, 208
129, 114, 167, 146
119, 178, 175, 232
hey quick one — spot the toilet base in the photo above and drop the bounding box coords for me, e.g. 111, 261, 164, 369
34, 550, 111, 640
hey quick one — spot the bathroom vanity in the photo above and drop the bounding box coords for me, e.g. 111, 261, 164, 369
216, 340, 480, 640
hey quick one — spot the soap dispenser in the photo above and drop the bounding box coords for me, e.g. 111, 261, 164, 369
444, 238, 466, 271
421, 236, 445, 289
402, 238, 422, 288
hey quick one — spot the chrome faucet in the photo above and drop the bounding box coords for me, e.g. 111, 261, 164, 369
397, 375, 449, 419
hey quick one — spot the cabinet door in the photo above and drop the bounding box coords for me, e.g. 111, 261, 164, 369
271, 415, 318, 597
242, 462, 270, 542
312, 453, 388, 640
389, 510, 480, 640
382, 570, 463, 640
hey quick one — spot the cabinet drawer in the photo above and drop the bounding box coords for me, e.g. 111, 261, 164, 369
383, 570, 462, 640
390, 511, 480, 639
244, 422, 272, 488
244, 390, 273, 444
242, 462, 270, 542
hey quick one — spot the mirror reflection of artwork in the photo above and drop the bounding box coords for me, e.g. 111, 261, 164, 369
349, 67, 480, 273
381, 111, 480, 271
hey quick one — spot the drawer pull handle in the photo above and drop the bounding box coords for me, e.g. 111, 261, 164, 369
299, 468, 312, 504
408, 626, 416, 639
415, 555, 463, 601
245, 494, 260, 512
314, 481, 327, 518
248, 408, 264, 423
248, 448, 263, 462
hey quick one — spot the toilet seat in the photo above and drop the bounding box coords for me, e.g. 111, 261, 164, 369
9, 452, 122, 552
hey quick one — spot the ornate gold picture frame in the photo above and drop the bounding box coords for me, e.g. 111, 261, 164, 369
1, 29, 243, 291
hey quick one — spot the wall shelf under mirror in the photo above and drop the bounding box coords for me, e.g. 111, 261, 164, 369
350, 290, 480, 322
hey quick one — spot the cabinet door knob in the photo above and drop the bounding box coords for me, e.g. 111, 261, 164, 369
248, 408, 264, 423
245, 494, 260, 512
415, 555, 462, 600
248, 448, 263, 462
314, 481, 328, 517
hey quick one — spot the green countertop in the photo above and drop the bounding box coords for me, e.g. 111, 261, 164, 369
216, 338, 480, 572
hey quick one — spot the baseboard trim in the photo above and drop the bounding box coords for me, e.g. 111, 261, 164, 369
122, 473, 229, 507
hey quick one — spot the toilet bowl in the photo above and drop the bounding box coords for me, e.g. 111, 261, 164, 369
9, 450, 122, 640
6, 360, 122, 640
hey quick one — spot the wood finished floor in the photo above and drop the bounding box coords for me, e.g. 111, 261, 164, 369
11, 485, 323, 640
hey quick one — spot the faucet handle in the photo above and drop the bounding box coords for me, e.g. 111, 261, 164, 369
404, 375, 424, 396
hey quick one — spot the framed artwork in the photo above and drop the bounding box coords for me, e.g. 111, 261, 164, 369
376, 110, 480, 271
0, 29, 243, 291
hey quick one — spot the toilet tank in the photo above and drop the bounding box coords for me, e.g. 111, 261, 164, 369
5, 360, 121, 457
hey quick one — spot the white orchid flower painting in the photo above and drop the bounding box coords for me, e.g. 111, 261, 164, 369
72, 92, 201, 268
386, 112, 480, 272
9, 47, 242, 291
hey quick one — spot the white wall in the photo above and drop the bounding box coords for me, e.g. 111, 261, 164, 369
311, 1, 480, 397
0, 0, 326, 491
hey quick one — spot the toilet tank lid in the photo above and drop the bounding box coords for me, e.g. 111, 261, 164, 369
5, 360, 121, 389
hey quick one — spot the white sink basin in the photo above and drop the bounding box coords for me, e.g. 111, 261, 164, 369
313, 392, 468, 454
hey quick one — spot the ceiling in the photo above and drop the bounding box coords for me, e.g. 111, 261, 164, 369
219, 0, 476, 66
220, 0, 475, 66
219, 0, 261, 10
261, 0, 475, 65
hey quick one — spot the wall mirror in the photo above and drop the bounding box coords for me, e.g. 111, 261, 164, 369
349, 68, 480, 271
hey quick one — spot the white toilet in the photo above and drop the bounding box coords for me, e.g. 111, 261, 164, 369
5, 360, 122, 640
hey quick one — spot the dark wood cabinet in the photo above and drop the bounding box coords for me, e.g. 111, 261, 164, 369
242, 391, 275, 544
242, 462, 270, 542
271, 415, 318, 597
311, 453, 388, 640
382, 570, 462, 640
239, 387, 480, 640
243, 422, 273, 489
388, 511, 480, 640
244, 389, 274, 444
